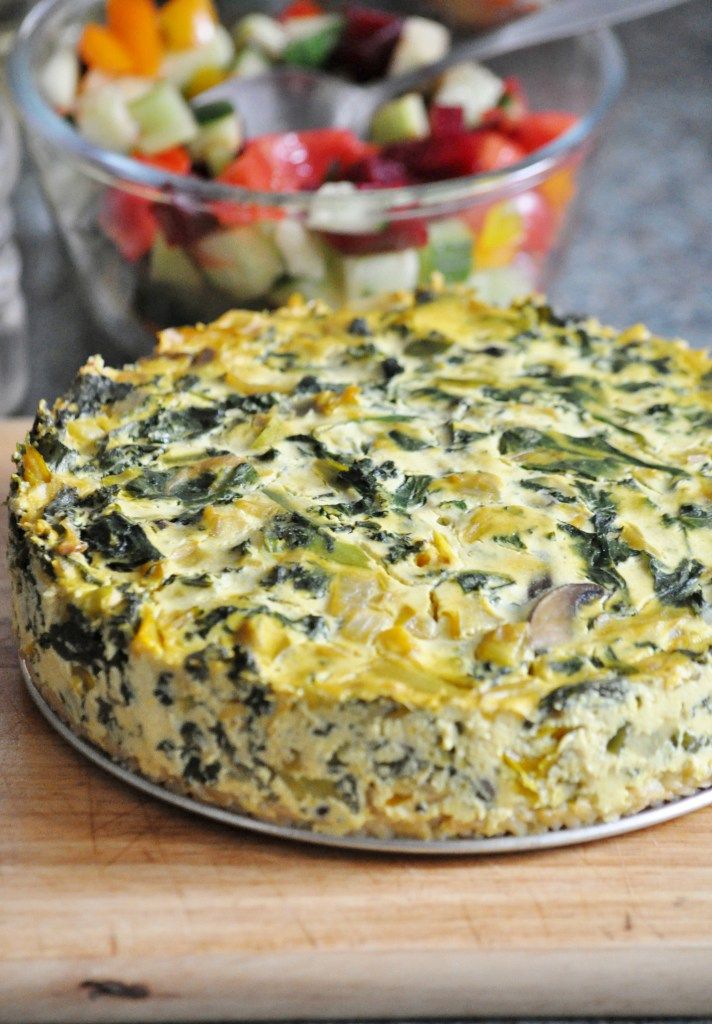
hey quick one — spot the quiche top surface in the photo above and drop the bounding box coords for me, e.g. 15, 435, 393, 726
12, 289, 712, 718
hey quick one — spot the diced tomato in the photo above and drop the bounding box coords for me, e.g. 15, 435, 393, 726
481, 76, 528, 131
512, 189, 557, 254
468, 130, 526, 172
99, 189, 157, 261
278, 0, 324, 20
133, 146, 192, 175
220, 129, 375, 192
514, 112, 579, 154
321, 219, 428, 255
429, 105, 466, 138
215, 129, 374, 225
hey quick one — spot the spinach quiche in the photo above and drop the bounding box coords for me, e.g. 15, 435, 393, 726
9, 288, 712, 839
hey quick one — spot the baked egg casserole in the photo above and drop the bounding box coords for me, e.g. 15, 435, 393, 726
8, 288, 712, 839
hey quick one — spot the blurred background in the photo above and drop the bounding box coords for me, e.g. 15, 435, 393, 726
4, 0, 712, 412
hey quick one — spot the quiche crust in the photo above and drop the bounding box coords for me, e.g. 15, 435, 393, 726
8, 288, 712, 839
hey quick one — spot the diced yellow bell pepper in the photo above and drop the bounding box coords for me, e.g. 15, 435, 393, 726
159, 0, 218, 52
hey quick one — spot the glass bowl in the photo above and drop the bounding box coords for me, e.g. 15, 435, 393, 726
8, 0, 626, 356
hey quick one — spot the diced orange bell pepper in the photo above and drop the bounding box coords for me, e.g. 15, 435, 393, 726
107, 0, 163, 76
79, 23, 135, 75
133, 145, 192, 175
159, 0, 219, 52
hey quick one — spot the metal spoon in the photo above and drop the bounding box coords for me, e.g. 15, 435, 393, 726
196, 0, 686, 137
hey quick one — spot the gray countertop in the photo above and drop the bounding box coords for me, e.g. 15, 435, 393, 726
11, 0, 712, 414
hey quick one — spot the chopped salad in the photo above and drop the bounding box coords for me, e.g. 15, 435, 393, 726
40, 0, 581, 311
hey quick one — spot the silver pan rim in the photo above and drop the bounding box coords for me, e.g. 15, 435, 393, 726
22, 658, 712, 856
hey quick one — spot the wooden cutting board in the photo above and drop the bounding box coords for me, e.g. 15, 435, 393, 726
3, 416, 712, 1023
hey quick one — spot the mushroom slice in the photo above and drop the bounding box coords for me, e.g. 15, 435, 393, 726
529, 583, 604, 652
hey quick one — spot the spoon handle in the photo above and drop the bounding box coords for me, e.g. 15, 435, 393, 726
372, 0, 688, 102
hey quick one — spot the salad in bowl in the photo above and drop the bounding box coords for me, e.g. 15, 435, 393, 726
10, 0, 625, 352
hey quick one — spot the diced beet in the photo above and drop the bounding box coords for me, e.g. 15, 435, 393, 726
381, 134, 482, 182
321, 218, 428, 255
328, 5, 403, 82
429, 105, 466, 138
344, 155, 411, 188
99, 189, 157, 262
153, 199, 219, 247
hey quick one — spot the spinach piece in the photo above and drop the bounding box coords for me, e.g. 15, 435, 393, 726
499, 427, 684, 479
264, 512, 322, 552
32, 431, 76, 471
393, 475, 433, 509
404, 332, 451, 357
381, 357, 404, 381
261, 563, 329, 596
482, 385, 532, 402
494, 533, 525, 550
39, 604, 105, 669
347, 317, 371, 337
225, 392, 277, 415
539, 677, 629, 716
82, 512, 162, 570
193, 605, 238, 638
133, 405, 224, 444
558, 523, 626, 590
455, 571, 513, 593
449, 426, 487, 449
98, 442, 158, 474
388, 430, 429, 451
62, 374, 132, 418
125, 462, 257, 509
677, 504, 712, 530
499, 427, 548, 455
42, 487, 79, 521
649, 558, 704, 610
519, 479, 577, 504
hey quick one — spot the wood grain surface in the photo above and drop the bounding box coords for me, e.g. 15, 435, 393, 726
2, 417, 712, 1023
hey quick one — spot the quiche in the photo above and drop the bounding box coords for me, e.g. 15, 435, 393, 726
9, 288, 712, 840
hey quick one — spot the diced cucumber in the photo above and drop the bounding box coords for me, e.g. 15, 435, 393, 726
75, 84, 140, 153
370, 92, 429, 144
195, 225, 284, 301
231, 46, 271, 78
190, 101, 243, 174
337, 248, 420, 303
273, 220, 326, 282
150, 233, 204, 291
387, 16, 450, 77
129, 82, 198, 155
468, 265, 532, 304
233, 13, 287, 59
40, 48, 79, 113
307, 182, 384, 234
80, 70, 154, 104
161, 25, 235, 90
434, 62, 504, 128
282, 14, 343, 68
419, 218, 473, 283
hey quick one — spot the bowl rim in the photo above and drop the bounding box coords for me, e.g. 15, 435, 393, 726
7, 0, 627, 214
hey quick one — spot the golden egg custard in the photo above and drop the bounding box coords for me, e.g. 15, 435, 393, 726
9, 288, 712, 839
